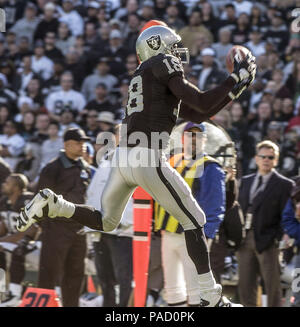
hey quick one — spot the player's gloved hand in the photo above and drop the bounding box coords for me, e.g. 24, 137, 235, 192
229, 54, 256, 99
230, 52, 256, 84
228, 79, 249, 100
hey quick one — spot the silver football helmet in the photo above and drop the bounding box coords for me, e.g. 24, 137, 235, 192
136, 25, 189, 64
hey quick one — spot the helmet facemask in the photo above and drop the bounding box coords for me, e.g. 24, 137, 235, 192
169, 43, 190, 64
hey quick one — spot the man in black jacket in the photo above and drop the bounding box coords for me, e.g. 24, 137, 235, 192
37, 128, 92, 307
237, 140, 294, 307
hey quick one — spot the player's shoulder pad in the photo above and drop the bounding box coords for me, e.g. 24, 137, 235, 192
152, 53, 183, 83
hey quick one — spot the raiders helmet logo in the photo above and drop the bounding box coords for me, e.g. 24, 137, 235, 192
146, 35, 161, 50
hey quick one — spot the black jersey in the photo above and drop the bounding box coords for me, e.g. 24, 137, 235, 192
0, 192, 34, 235
122, 53, 184, 149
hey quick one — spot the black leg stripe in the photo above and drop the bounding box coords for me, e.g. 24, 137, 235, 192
156, 160, 202, 230
39, 190, 48, 199
168, 300, 187, 306
42, 204, 49, 218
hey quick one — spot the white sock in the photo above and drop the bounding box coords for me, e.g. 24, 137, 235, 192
57, 197, 75, 218
10, 283, 22, 297
198, 271, 217, 292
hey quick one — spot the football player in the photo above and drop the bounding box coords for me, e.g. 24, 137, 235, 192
16, 25, 256, 306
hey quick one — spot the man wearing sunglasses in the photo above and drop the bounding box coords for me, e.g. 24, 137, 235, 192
237, 140, 294, 307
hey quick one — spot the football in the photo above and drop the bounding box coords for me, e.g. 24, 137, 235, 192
226, 45, 250, 73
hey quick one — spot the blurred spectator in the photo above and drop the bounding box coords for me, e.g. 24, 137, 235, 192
179, 10, 213, 52
0, 73, 17, 113
265, 10, 289, 53
10, 2, 40, 47
19, 111, 36, 142
164, 3, 185, 32
248, 101, 272, 145
58, 0, 84, 37
189, 32, 211, 62
30, 112, 50, 145
15, 141, 41, 183
281, 98, 295, 122
285, 61, 300, 104
14, 96, 34, 124
15, 36, 32, 63
200, 2, 220, 41
45, 71, 86, 121
119, 53, 138, 83
31, 40, 54, 81
0, 105, 11, 134
83, 109, 100, 144
107, 30, 126, 62
83, 22, 98, 52
237, 140, 294, 307
244, 27, 266, 58
195, 48, 226, 91
85, 1, 100, 25
114, 0, 139, 22
139, 1, 156, 22
228, 101, 256, 171
24, 77, 44, 111
0, 120, 25, 171
155, 0, 168, 21
85, 82, 118, 115
56, 22, 76, 56
34, 2, 59, 42
59, 109, 80, 137
233, 0, 253, 16
255, 53, 269, 80
81, 58, 118, 102
265, 121, 298, 177
284, 46, 300, 83
271, 97, 283, 121
232, 12, 250, 45
219, 3, 237, 31
270, 69, 292, 99
44, 31, 64, 62
249, 5, 268, 30
90, 23, 110, 57
64, 49, 86, 90
212, 27, 233, 70
12, 55, 37, 96
40, 121, 63, 171
97, 111, 115, 133
0, 39, 8, 63
43, 59, 66, 95
123, 14, 141, 54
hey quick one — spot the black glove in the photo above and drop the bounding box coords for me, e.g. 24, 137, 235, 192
228, 79, 249, 100
230, 52, 256, 84
229, 53, 256, 99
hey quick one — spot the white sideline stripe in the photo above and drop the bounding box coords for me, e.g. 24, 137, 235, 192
133, 204, 151, 209
133, 236, 148, 242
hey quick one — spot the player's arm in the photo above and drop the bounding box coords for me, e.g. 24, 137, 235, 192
179, 92, 232, 123
169, 55, 255, 119
169, 74, 236, 115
